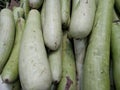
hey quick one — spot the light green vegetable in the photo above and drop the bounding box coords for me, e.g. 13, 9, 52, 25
19, 9, 52, 90
49, 43, 62, 83
74, 38, 87, 90
83, 0, 114, 89
69, 0, 96, 39
57, 33, 77, 90
43, 0, 62, 50
111, 23, 120, 90
1, 18, 25, 83
0, 8, 15, 73
72, 0, 80, 10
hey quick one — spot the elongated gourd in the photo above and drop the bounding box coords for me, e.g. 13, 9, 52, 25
111, 23, 120, 90
19, 9, 52, 90
83, 0, 114, 89
69, 0, 96, 39
43, 0, 62, 50
49, 43, 62, 83
0, 8, 15, 73
74, 38, 87, 90
57, 33, 77, 90
1, 18, 25, 83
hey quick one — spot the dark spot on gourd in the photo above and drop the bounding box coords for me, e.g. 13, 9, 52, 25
65, 76, 73, 90
54, 80, 59, 85
54, 42, 57, 49
5, 78, 9, 83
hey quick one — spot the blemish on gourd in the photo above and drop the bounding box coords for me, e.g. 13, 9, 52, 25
65, 76, 73, 90
54, 42, 57, 49
4, 78, 9, 83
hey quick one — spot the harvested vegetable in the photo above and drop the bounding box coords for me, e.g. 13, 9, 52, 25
83, 0, 114, 89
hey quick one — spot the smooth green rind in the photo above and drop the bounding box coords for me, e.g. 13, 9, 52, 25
19, 9, 52, 90
43, 0, 62, 50
1, 18, 25, 83
83, 0, 114, 90
57, 33, 77, 90
111, 23, 120, 90
20, 0, 30, 19
69, 0, 96, 39
0, 8, 15, 73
